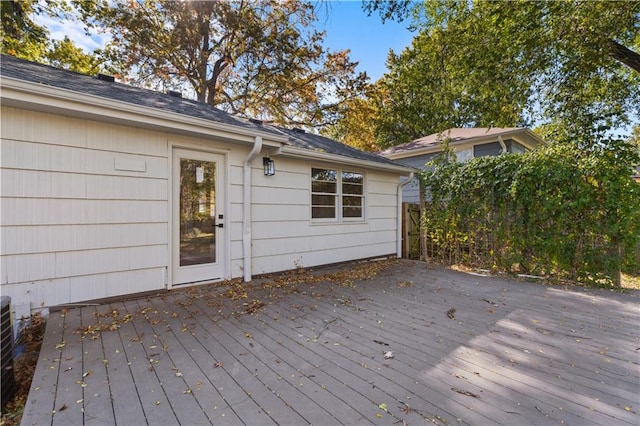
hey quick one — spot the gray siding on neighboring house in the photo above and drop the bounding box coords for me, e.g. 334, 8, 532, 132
473, 140, 528, 158
395, 153, 437, 204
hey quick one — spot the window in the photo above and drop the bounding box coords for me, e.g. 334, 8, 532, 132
311, 168, 337, 219
507, 140, 526, 154
311, 168, 364, 221
341, 171, 363, 218
473, 142, 503, 157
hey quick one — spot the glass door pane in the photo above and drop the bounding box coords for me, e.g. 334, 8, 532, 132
179, 159, 216, 266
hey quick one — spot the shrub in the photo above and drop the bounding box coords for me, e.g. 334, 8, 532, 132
420, 139, 640, 286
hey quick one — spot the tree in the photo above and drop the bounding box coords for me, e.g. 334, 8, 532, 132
320, 85, 382, 152
1, 0, 50, 60
364, 0, 640, 147
1, 0, 104, 75
73, 0, 368, 127
46, 36, 103, 74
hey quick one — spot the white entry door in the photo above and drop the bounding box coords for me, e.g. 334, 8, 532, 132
172, 148, 225, 285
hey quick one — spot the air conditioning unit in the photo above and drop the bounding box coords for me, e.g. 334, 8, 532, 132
1, 296, 18, 409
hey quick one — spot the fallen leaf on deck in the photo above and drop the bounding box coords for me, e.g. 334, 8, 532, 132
451, 387, 480, 398
378, 403, 388, 412
383, 351, 394, 359
399, 403, 412, 414
447, 308, 456, 319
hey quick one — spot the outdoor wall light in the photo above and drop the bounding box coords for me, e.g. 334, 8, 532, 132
263, 157, 275, 176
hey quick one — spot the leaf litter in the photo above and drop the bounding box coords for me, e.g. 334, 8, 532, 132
7, 259, 398, 425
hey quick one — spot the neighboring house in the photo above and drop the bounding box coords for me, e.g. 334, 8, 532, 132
379, 127, 546, 203
0, 54, 413, 317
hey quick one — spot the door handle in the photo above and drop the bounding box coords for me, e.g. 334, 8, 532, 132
216, 223, 224, 228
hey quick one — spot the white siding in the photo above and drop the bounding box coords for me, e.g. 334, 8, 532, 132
249, 157, 399, 274
1, 107, 170, 309
1, 106, 403, 311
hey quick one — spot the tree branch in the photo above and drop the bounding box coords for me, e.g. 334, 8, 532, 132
608, 39, 640, 73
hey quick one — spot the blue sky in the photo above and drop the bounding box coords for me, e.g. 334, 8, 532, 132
316, 1, 415, 81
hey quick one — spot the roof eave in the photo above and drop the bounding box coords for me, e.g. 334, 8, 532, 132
382, 128, 546, 159
279, 146, 415, 175
0, 76, 288, 146
382, 146, 442, 160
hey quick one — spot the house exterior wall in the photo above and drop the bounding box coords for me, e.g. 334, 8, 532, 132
249, 158, 399, 274
1, 106, 172, 310
394, 154, 437, 204
1, 106, 401, 312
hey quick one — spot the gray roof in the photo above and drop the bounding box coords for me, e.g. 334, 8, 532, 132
270, 126, 403, 167
1, 54, 402, 168
380, 127, 543, 156
0, 53, 278, 135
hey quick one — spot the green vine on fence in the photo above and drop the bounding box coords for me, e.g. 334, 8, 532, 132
420, 138, 640, 287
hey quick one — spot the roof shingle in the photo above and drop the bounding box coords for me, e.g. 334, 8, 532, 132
1, 54, 405, 168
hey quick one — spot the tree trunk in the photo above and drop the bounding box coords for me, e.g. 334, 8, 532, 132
608, 40, 640, 74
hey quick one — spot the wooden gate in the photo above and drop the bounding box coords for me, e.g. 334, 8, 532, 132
402, 203, 421, 259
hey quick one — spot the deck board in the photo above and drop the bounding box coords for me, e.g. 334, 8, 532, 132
50, 308, 84, 426
21, 260, 640, 426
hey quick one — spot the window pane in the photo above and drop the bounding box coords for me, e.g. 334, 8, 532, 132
313, 206, 336, 218
312, 181, 337, 194
312, 194, 336, 206
342, 171, 363, 184
179, 159, 216, 266
343, 183, 363, 195
343, 206, 362, 218
343, 195, 363, 207
312, 168, 337, 182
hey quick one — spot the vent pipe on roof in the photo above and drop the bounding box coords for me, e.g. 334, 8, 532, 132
292, 128, 306, 133
97, 73, 115, 83
249, 118, 263, 126
167, 90, 182, 98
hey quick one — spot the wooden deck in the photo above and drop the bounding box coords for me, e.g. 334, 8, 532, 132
21, 260, 640, 425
